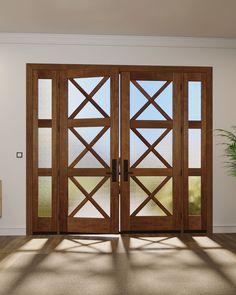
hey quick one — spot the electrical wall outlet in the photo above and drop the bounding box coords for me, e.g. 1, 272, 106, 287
16, 152, 23, 158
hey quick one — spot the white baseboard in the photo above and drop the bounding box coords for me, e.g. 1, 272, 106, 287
0, 228, 26, 235
213, 225, 236, 233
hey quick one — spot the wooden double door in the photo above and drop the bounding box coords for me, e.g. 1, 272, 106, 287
27, 65, 212, 234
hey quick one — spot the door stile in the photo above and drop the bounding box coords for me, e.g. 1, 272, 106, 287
172, 73, 182, 230
120, 72, 131, 231
201, 73, 207, 231
59, 71, 68, 233
52, 71, 60, 233
206, 70, 213, 234
26, 65, 33, 235
32, 70, 39, 232
110, 70, 119, 233
183, 73, 189, 231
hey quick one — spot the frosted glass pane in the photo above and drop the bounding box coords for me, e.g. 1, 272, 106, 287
138, 153, 166, 168
76, 202, 104, 218
189, 129, 201, 168
137, 199, 166, 216
156, 82, 172, 118
38, 79, 52, 119
38, 128, 51, 168
93, 129, 110, 165
138, 104, 166, 120
93, 78, 110, 115
75, 103, 104, 119
68, 177, 110, 217
137, 80, 167, 96
38, 177, 52, 217
130, 177, 172, 216
68, 80, 85, 117
68, 129, 85, 166
75, 152, 103, 168
188, 82, 201, 120
189, 176, 201, 215
154, 178, 173, 214
155, 130, 172, 166
74, 77, 104, 93
130, 83, 147, 118
73, 127, 104, 143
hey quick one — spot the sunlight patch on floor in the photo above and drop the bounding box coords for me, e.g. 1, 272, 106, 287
192, 236, 222, 248
18, 238, 49, 252
54, 238, 116, 253
128, 236, 187, 251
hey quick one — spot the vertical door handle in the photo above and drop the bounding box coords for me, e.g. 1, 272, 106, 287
124, 160, 129, 182
106, 159, 117, 182
111, 159, 117, 182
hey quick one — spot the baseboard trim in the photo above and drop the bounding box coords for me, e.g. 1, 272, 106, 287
0, 226, 235, 235
0, 228, 26, 235
213, 225, 236, 233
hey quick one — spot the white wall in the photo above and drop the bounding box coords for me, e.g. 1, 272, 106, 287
0, 34, 236, 235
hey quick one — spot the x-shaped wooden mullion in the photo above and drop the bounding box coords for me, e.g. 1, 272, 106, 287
69, 78, 109, 118
69, 77, 109, 119
131, 80, 172, 120
69, 176, 109, 218
69, 127, 109, 168
131, 128, 171, 168
70, 176, 109, 216
70, 128, 109, 168
131, 176, 172, 216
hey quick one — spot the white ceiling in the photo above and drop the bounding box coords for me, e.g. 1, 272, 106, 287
1, 0, 236, 38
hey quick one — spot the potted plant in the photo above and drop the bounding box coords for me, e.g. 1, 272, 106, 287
216, 127, 236, 176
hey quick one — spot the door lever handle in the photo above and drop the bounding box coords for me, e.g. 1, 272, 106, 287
106, 159, 117, 182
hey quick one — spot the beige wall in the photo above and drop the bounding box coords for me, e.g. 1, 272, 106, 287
0, 34, 236, 234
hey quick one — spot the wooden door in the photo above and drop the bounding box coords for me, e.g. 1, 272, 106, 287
59, 67, 119, 233
27, 64, 212, 235
120, 71, 182, 232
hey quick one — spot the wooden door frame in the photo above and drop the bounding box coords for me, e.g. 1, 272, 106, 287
27, 67, 60, 234
26, 64, 212, 235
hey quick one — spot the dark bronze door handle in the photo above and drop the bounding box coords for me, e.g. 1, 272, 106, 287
106, 159, 117, 182
123, 160, 133, 181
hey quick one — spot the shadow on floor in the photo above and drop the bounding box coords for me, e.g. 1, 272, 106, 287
0, 234, 235, 295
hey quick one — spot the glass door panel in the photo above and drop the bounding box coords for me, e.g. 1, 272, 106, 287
60, 69, 119, 233
183, 74, 207, 231
121, 72, 182, 232
31, 70, 59, 233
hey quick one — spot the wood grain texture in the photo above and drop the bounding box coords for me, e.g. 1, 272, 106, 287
120, 72, 131, 231
27, 64, 212, 234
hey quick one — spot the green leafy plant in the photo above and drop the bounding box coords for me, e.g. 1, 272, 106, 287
215, 127, 236, 176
